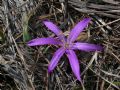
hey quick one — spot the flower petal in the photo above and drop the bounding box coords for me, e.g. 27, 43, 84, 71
48, 47, 65, 72
72, 42, 103, 52
68, 18, 91, 43
66, 50, 81, 81
27, 37, 62, 46
43, 21, 65, 41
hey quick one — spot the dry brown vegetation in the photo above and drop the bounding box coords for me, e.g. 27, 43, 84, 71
0, 0, 120, 90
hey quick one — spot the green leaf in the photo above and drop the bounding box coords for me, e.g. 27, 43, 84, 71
22, 13, 31, 42
0, 27, 5, 43
113, 81, 120, 86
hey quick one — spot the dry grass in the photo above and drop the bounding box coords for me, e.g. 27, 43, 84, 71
0, 0, 120, 90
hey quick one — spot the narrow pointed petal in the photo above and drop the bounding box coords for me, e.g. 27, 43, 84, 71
66, 50, 81, 81
27, 37, 62, 46
43, 21, 65, 40
48, 47, 65, 72
68, 18, 91, 43
72, 42, 103, 52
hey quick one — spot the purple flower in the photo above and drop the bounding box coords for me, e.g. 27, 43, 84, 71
27, 18, 103, 81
